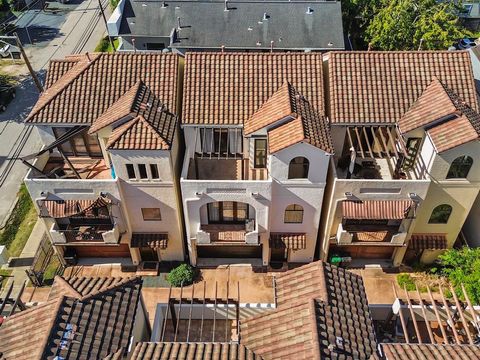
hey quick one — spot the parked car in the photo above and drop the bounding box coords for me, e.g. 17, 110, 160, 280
0, 44, 21, 59
457, 38, 477, 49
0, 86, 16, 111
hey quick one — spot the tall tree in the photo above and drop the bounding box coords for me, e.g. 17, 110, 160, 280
365, 0, 471, 50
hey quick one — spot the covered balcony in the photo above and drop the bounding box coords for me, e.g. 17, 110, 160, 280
40, 197, 120, 245
335, 126, 425, 180
196, 201, 258, 245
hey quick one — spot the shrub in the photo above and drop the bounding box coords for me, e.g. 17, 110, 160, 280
396, 273, 416, 291
167, 264, 196, 287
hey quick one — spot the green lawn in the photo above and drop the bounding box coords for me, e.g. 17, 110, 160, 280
0, 184, 37, 257
95, 37, 120, 53
43, 255, 62, 285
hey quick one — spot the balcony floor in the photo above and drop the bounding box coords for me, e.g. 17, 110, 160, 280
188, 157, 267, 181
201, 224, 246, 243
43, 157, 111, 180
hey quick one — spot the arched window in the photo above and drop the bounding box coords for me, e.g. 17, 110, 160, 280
288, 157, 309, 179
284, 204, 304, 223
428, 204, 452, 224
447, 155, 473, 179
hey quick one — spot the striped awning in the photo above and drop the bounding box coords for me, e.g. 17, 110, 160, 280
342, 200, 412, 220
270, 233, 306, 251
41, 197, 110, 218
131, 233, 168, 249
410, 234, 447, 250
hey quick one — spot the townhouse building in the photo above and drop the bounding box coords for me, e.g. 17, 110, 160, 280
321, 51, 480, 265
22, 52, 185, 266
180, 53, 333, 266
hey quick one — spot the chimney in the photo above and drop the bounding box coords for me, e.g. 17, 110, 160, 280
132, 38, 137, 53
270, 40, 274, 53
177, 17, 182, 31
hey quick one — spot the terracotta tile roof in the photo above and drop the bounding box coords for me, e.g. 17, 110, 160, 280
380, 344, 480, 360
47, 275, 130, 300
409, 233, 447, 250
130, 342, 262, 360
328, 51, 478, 125
242, 261, 376, 359
182, 52, 325, 126
26, 52, 179, 125
427, 114, 479, 153
131, 233, 168, 249
269, 232, 306, 250
342, 200, 413, 220
0, 276, 142, 360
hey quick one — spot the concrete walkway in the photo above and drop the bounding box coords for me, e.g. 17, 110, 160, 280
1, 220, 46, 298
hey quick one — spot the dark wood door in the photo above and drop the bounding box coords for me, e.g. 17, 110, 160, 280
140, 247, 159, 262
271, 247, 287, 262
72, 244, 130, 258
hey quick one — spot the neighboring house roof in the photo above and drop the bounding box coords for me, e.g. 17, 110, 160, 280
244, 82, 333, 154
398, 78, 480, 152
328, 51, 478, 125
241, 261, 376, 360
182, 52, 324, 126
118, 0, 344, 51
130, 342, 262, 360
26, 53, 179, 125
0, 276, 142, 360
380, 344, 480, 360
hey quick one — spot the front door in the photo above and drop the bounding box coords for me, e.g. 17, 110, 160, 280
139, 247, 159, 262
271, 247, 287, 262
207, 202, 248, 224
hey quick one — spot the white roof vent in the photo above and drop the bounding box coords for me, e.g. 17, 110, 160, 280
306, 7, 313, 14
263, 12, 269, 21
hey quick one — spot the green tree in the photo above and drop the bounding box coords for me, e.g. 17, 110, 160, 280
365, 0, 471, 50
437, 247, 480, 305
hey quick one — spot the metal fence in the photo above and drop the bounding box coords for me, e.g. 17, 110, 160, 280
25, 233, 63, 286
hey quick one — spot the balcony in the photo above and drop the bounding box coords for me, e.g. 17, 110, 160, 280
335, 223, 407, 246
50, 222, 120, 245
33, 155, 112, 180
196, 223, 259, 245
186, 157, 268, 181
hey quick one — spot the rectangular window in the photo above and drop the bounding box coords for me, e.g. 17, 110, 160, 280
52, 127, 102, 158
254, 139, 267, 168
138, 164, 148, 179
199, 128, 243, 156
126, 164, 136, 179
142, 208, 161, 221
150, 164, 159, 179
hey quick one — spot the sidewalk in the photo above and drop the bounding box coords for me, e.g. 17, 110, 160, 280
1, 220, 46, 298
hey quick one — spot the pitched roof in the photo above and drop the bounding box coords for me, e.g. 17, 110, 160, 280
26, 52, 179, 125
241, 261, 376, 360
47, 275, 130, 300
0, 276, 142, 360
130, 342, 262, 360
244, 82, 333, 154
328, 51, 478, 125
427, 114, 480, 153
182, 52, 325, 126
380, 344, 480, 360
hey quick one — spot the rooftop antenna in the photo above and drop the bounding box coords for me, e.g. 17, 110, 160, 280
270, 40, 274, 53
177, 17, 182, 31
224, 0, 229, 11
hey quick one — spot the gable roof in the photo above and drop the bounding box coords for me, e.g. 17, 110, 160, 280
26, 53, 179, 125
380, 344, 480, 360
0, 276, 142, 360
397, 78, 480, 152
130, 342, 262, 360
240, 261, 376, 360
328, 51, 478, 125
182, 52, 325, 126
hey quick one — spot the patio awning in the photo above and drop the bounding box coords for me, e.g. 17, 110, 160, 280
270, 233, 306, 251
410, 234, 447, 250
355, 231, 389, 242
131, 233, 168, 249
342, 200, 413, 220
40, 197, 111, 218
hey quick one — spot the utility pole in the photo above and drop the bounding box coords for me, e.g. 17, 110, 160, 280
14, 33, 43, 93
98, 0, 116, 52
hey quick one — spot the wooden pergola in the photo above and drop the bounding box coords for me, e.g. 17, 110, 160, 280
392, 283, 480, 345
346, 125, 407, 159
160, 281, 241, 343
0, 280, 27, 321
